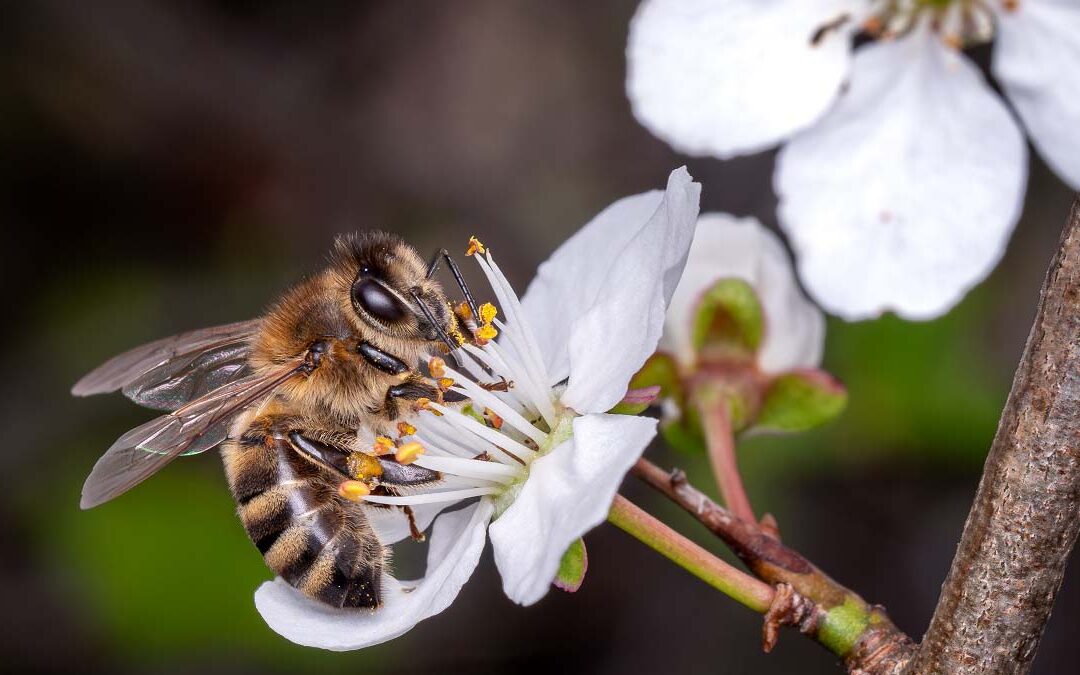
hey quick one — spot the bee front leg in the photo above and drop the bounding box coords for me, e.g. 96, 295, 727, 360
382, 372, 442, 420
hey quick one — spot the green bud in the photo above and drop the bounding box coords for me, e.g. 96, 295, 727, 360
755, 369, 847, 433
692, 278, 763, 361
554, 538, 588, 593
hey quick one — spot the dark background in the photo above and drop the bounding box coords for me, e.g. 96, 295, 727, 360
1, 1, 1076, 673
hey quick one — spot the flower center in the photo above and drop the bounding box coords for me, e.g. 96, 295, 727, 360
357, 239, 579, 519
862, 0, 1002, 47
814, 0, 1014, 49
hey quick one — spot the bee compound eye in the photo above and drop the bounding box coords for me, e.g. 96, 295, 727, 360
352, 279, 405, 323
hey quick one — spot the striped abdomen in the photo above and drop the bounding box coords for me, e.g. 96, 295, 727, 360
221, 423, 385, 609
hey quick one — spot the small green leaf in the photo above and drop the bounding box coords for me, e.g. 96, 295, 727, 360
554, 538, 588, 592
608, 385, 662, 415
755, 369, 848, 433
692, 278, 763, 359
629, 352, 682, 400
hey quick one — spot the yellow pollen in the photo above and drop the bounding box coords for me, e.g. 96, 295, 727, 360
338, 480, 371, 502
438, 377, 455, 391
455, 301, 473, 321
348, 452, 384, 482
476, 324, 498, 341
414, 397, 442, 415
483, 407, 504, 430
397, 421, 416, 437
479, 302, 498, 325
428, 356, 447, 379
466, 236, 486, 256
373, 436, 395, 455
396, 441, 425, 464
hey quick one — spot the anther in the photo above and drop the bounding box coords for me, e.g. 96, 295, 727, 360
466, 236, 486, 256
483, 408, 504, 430
373, 436, 395, 455
397, 421, 417, 438
395, 441, 425, 464
429, 356, 447, 379
478, 302, 497, 325
338, 480, 371, 502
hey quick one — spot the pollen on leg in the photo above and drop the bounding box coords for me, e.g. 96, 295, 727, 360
396, 441, 425, 464
348, 452, 384, 482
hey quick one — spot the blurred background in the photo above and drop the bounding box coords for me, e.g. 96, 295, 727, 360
1, 1, 1076, 673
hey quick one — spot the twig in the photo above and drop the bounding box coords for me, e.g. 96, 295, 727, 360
607, 495, 824, 653
608, 495, 774, 613
909, 199, 1080, 674
632, 458, 914, 674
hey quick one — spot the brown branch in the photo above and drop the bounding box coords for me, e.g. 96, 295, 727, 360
909, 200, 1080, 674
633, 458, 914, 674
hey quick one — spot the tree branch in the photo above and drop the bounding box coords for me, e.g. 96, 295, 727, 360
633, 458, 914, 674
909, 199, 1080, 674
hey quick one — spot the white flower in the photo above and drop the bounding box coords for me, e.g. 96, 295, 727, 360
661, 213, 824, 374
628, 0, 1078, 320
254, 167, 702, 649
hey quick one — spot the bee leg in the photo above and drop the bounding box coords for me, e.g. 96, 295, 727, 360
383, 374, 441, 420
402, 505, 425, 542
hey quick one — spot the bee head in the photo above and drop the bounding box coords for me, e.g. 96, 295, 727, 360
332, 232, 461, 350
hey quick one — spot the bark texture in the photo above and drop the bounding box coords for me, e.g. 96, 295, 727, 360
909, 199, 1080, 674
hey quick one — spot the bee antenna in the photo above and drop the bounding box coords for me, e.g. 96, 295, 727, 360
410, 291, 462, 367
427, 248, 480, 323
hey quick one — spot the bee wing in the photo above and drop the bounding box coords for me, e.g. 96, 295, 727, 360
72, 320, 261, 411
80, 363, 301, 509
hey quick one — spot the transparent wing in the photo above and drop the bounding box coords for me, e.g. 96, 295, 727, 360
80, 364, 300, 509
72, 320, 261, 401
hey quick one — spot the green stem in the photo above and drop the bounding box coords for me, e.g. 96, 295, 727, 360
607, 495, 773, 613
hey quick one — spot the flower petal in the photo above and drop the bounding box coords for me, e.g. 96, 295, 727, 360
626, 0, 856, 158
489, 413, 657, 605
775, 33, 1026, 320
662, 213, 824, 373
253, 499, 493, 651
993, 0, 1080, 189
522, 167, 700, 413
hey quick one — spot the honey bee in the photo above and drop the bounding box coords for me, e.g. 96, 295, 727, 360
73, 231, 483, 609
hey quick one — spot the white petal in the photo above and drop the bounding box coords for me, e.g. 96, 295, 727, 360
993, 0, 1080, 189
489, 413, 656, 605
522, 167, 700, 413
253, 499, 493, 651
662, 213, 824, 374
627, 0, 856, 158
775, 33, 1026, 320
